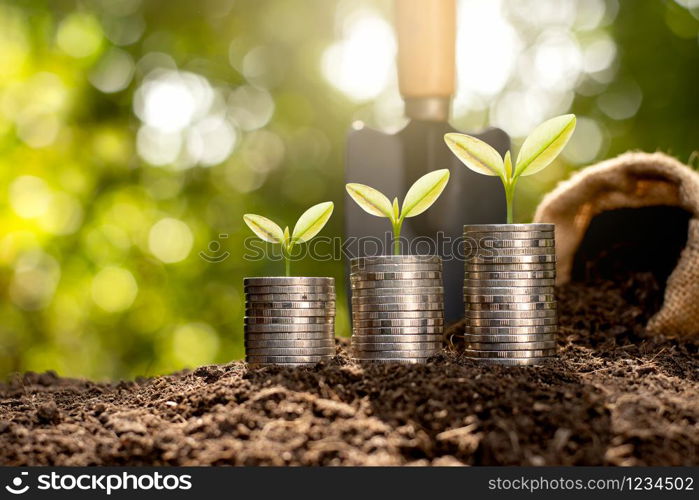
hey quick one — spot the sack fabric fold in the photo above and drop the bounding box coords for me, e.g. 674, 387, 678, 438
534, 151, 699, 338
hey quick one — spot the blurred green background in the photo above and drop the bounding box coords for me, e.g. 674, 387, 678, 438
0, 0, 697, 379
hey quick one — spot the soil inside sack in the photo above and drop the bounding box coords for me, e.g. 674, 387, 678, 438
1, 270, 697, 466
571, 205, 691, 290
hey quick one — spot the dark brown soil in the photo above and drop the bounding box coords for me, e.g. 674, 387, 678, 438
1, 273, 697, 466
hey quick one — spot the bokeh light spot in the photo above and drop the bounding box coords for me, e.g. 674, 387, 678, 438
89, 48, 135, 93
134, 70, 212, 133
137, 126, 182, 166
39, 193, 84, 235
562, 116, 606, 164
10, 251, 61, 311
148, 217, 193, 263
91, 266, 138, 313
186, 115, 237, 167
170, 322, 220, 367
9, 176, 52, 218
57, 13, 104, 59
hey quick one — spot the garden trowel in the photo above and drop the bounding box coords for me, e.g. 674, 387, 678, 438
344, 0, 510, 322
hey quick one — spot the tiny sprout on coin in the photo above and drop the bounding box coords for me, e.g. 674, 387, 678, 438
444, 114, 576, 224
346, 169, 450, 256
243, 202, 334, 277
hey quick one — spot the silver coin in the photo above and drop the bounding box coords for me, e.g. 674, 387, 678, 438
353, 310, 444, 319
350, 263, 442, 273
465, 325, 557, 334
474, 247, 555, 257
245, 308, 335, 317
466, 263, 556, 272
352, 296, 445, 306
245, 331, 334, 341
468, 255, 556, 264
465, 231, 554, 240
245, 339, 335, 348
351, 286, 444, 297
463, 223, 554, 232
464, 294, 555, 303
245, 323, 334, 333
353, 326, 443, 335
244, 277, 334, 286
352, 334, 443, 343
246, 355, 333, 363
351, 279, 443, 289
467, 317, 557, 327
464, 279, 555, 288
353, 342, 442, 352
245, 301, 336, 309
462, 333, 556, 343
464, 286, 554, 295
478, 239, 554, 248
463, 349, 557, 358
355, 358, 427, 365
465, 341, 556, 351
244, 285, 335, 294
352, 302, 444, 312
352, 294, 444, 304
248, 362, 318, 368
245, 347, 335, 356
244, 316, 334, 324
354, 318, 444, 328
464, 357, 554, 366
466, 302, 556, 311
464, 309, 557, 319
245, 293, 337, 302
351, 255, 441, 266
465, 270, 556, 280
354, 350, 436, 359
351, 271, 441, 281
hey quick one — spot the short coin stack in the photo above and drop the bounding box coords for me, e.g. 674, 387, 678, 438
463, 224, 557, 365
350, 255, 444, 364
244, 277, 335, 367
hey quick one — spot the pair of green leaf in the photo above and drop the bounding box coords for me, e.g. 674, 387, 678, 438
444, 114, 576, 181
444, 114, 576, 223
346, 169, 450, 254
244, 202, 334, 275
346, 169, 450, 222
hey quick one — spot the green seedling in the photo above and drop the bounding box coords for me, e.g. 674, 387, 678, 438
444, 114, 576, 224
346, 169, 450, 256
243, 201, 334, 276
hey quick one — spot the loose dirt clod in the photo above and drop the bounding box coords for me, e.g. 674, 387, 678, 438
0, 273, 697, 466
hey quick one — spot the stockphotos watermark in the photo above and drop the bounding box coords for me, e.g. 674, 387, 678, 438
3, 470, 192, 496
199, 232, 503, 263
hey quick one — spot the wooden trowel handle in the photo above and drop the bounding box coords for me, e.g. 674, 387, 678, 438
395, 0, 455, 121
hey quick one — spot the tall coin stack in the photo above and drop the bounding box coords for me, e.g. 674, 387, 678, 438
244, 277, 336, 367
350, 255, 444, 364
463, 224, 557, 365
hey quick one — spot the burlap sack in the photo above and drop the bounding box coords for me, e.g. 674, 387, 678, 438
534, 151, 699, 338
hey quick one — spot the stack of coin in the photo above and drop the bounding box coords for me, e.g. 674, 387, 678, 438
350, 255, 444, 364
244, 277, 335, 367
463, 224, 557, 365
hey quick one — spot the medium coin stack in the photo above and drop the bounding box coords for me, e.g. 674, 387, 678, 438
244, 277, 335, 367
463, 223, 557, 365
350, 255, 444, 364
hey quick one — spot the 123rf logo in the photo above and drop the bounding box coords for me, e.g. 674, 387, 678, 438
4, 471, 192, 496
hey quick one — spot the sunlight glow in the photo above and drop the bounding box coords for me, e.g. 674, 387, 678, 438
134, 70, 212, 133
456, 0, 521, 98
322, 13, 396, 101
